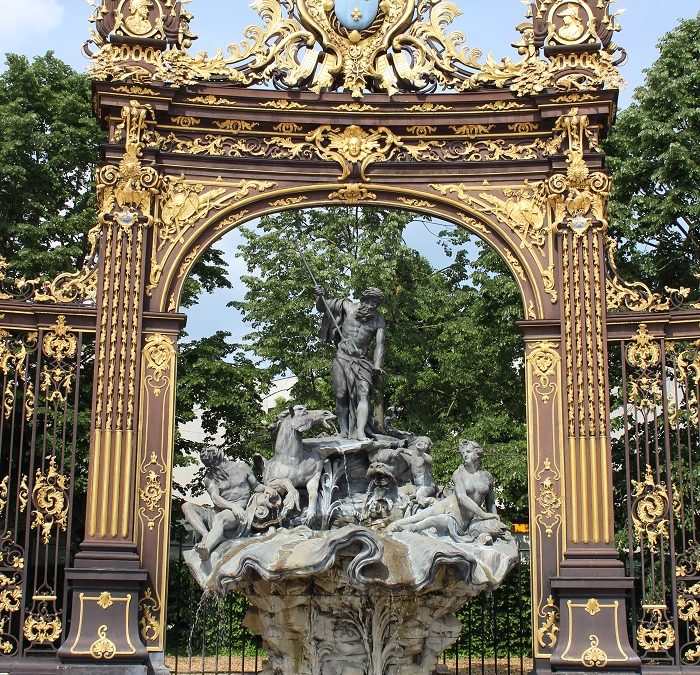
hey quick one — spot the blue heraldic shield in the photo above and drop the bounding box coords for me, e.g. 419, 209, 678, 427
333, 0, 380, 31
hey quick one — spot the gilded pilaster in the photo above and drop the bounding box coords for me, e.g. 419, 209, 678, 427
59, 100, 161, 668
546, 109, 640, 673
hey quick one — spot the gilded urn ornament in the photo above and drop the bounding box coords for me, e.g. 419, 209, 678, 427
331, 0, 381, 32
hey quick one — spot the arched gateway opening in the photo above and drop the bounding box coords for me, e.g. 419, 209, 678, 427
0, 1, 696, 673
165, 203, 533, 674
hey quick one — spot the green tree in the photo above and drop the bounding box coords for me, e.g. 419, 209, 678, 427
0, 52, 260, 489
605, 13, 700, 291
234, 208, 529, 521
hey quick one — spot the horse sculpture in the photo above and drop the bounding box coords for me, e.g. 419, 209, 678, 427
254, 405, 336, 525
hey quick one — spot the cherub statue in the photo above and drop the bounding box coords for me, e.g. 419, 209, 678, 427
404, 435, 437, 502
182, 446, 279, 560
388, 440, 506, 543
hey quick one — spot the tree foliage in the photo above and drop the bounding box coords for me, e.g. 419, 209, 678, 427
0, 52, 104, 277
605, 13, 700, 290
234, 208, 528, 521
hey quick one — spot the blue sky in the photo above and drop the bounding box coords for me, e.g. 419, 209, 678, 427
1, 1, 698, 342
0, 1, 697, 107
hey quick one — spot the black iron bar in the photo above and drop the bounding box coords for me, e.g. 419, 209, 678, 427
659, 339, 682, 665
480, 599, 485, 675
620, 342, 639, 650
228, 595, 233, 674
20, 329, 45, 656
492, 593, 498, 675
174, 536, 184, 675
241, 623, 247, 675
62, 333, 83, 642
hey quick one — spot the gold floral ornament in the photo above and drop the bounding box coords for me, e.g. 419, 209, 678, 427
528, 341, 560, 404
23, 591, 62, 646
631, 464, 669, 554
143, 334, 176, 397
31, 456, 69, 545
582, 635, 608, 668
328, 183, 377, 204
306, 125, 409, 181
139, 587, 161, 643
537, 595, 560, 649
626, 324, 661, 371
90, 625, 117, 660
42, 316, 78, 362
87, 0, 623, 98
637, 604, 676, 653
545, 109, 610, 237
606, 238, 690, 312
535, 459, 561, 537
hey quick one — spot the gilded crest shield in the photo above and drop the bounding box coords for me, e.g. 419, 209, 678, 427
333, 0, 380, 31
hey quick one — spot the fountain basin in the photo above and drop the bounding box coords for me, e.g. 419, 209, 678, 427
184, 525, 518, 674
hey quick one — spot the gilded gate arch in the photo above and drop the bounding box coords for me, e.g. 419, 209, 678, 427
3, 0, 688, 672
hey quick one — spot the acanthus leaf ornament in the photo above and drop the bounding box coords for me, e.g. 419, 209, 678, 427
31, 457, 70, 546
637, 604, 676, 653
631, 465, 670, 554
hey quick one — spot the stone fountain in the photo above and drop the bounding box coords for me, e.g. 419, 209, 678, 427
182, 286, 518, 675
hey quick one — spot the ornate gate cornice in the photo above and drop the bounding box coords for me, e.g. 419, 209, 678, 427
86, 0, 625, 99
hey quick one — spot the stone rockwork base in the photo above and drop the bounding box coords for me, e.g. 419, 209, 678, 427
185, 524, 518, 675
245, 571, 464, 675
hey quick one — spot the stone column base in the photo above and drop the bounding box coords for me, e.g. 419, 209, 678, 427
58, 666, 147, 675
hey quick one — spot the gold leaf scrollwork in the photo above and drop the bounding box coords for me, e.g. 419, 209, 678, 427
139, 587, 161, 643
637, 604, 676, 653
143, 334, 176, 397
90, 625, 117, 660
606, 238, 689, 312
535, 459, 561, 538
582, 635, 608, 668
22, 614, 62, 645
631, 465, 669, 554
139, 453, 166, 531
528, 341, 560, 404
585, 598, 601, 616
537, 595, 560, 649
31, 456, 69, 545
269, 196, 308, 208
0, 477, 8, 517
42, 314, 78, 361
23, 592, 62, 646
0, 573, 22, 614
18, 475, 28, 514
305, 125, 407, 181
328, 184, 377, 205
396, 197, 435, 209
626, 325, 663, 413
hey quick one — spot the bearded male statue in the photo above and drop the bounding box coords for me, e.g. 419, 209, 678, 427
315, 286, 386, 440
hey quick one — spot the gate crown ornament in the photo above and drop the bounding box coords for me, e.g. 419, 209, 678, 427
87, 0, 625, 98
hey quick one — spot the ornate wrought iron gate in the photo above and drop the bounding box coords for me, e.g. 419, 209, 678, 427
0, 0, 692, 673
609, 316, 700, 668
0, 309, 94, 663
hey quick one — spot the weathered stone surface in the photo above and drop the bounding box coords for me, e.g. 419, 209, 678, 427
184, 525, 518, 675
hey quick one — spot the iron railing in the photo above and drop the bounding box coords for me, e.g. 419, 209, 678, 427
611, 327, 700, 667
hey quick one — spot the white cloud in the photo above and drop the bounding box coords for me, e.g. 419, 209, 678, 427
0, 0, 65, 49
